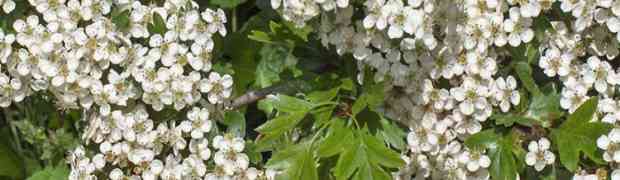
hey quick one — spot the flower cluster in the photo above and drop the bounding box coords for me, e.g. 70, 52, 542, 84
0, 0, 232, 112
0, 0, 270, 178
272, 0, 620, 179
68, 105, 272, 179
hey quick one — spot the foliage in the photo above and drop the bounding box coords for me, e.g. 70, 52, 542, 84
1, 0, 620, 179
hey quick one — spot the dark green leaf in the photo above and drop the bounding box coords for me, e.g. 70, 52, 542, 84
514, 61, 542, 97
464, 129, 499, 151
210, 0, 247, 8
111, 10, 130, 31
27, 165, 69, 180
148, 12, 167, 35
551, 97, 613, 172
223, 111, 246, 137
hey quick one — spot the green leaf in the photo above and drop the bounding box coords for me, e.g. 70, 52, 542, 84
533, 16, 554, 43
353, 162, 391, 180
111, 10, 130, 31
256, 111, 307, 135
294, 149, 319, 180
307, 87, 340, 104
249, 30, 272, 43
255, 46, 297, 88
493, 114, 537, 127
223, 111, 246, 137
272, 143, 318, 180
269, 95, 314, 113
310, 104, 336, 125
283, 21, 313, 42
362, 133, 404, 168
334, 142, 363, 180
465, 130, 520, 180
27, 165, 69, 180
464, 129, 499, 151
334, 129, 403, 180
266, 142, 310, 169
514, 61, 542, 97
210, 0, 247, 8
225, 32, 258, 97
148, 12, 167, 35
352, 82, 385, 116
488, 137, 519, 180
551, 97, 612, 172
379, 118, 406, 150
524, 90, 562, 127
0, 139, 24, 179
318, 120, 353, 157
245, 141, 263, 164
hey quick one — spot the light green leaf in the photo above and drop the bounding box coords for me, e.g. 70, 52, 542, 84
266, 142, 310, 169
352, 82, 385, 116
334, 142, 363, 180
353, 162, 391, 180
362, 133, 404, 168
307, 87, 340, 104
256, 111, 307, 135
379, 118, 406, 150
318, 120, 353, 157
269, 94, 314, 113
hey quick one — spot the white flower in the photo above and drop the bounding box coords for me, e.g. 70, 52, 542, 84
582, 56, 616, 93
539, 48, 572, 77
200, 72, 233, 104
493, 76, 520, 112
184, 107, 212, 139
612, 169, 620, 180
525, 138, 555, 171
503, 7, 534, 47
2, 0, 14, 13
457, 150, 491, 172
597, 128, 620, 163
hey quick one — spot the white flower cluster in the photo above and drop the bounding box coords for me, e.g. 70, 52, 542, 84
0, 0, 272, 179
270, 0, 350, 27
0, 0, 233, 112
271, 0, 620, 179
68, 105, 273, 180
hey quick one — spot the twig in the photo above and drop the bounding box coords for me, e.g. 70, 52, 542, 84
225, 80, 308, 109
232, 8, 238, 33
